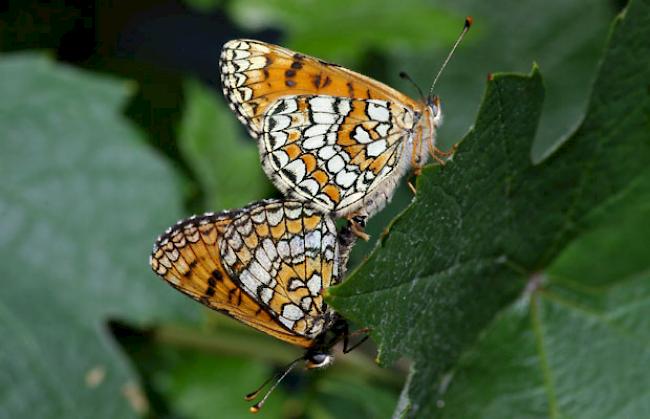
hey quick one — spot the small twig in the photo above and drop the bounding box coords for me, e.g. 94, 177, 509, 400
153, 320, 404, 387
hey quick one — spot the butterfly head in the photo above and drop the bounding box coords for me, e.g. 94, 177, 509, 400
303, 327, 337, 369
305, 351, 334, 369
427, 95, 443, 128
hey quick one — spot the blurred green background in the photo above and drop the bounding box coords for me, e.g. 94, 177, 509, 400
0, 0, 630, 418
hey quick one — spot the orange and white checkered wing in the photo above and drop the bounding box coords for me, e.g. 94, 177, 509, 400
220, 39, 420, 139
219, 200, 338, 339
149, 199, 339, 348
260, 95, 417, 216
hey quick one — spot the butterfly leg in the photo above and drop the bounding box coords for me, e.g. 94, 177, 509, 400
342, 327, 370, 354
428, 139, 458, 165
345, 213, 370, 241
407, 164, 421, 194
409, 127, 424, 193
411, 124, 425, 173
407, 179, 417, 195
408, 157, 423, 194
327, 319, 369, 354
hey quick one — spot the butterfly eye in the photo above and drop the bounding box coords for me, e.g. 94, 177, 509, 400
352, 215, 367, 228
430, 95, 441, 117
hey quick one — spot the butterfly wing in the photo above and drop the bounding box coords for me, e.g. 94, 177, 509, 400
260, 95, 416, 215
219, 200, 338, 339
150, 200, 339, 348
220, 39, 420, 139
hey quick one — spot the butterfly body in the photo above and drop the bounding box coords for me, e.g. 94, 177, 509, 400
220, 39, 443, 220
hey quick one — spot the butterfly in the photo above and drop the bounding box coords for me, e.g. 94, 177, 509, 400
219, 18, 472, 235
149, 199, 362, 412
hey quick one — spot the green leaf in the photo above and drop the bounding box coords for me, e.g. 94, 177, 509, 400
312, 374, 399, 419
329, 0, 650, 417
0, 54, 193, 418
434, 177, 650, 419
396, 0, 617, 156
163, 354, 286, 418
178, 80, 273, 211
130, 344, 287, 419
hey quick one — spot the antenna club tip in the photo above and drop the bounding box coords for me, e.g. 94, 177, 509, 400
465, 16, 473, 29
244, 393, 257, 401
399, 71, 408, 78
249, 406, 260, 414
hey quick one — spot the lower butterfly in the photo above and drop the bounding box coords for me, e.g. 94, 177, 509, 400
149, 199, 363, 412
220, 18, 472, 235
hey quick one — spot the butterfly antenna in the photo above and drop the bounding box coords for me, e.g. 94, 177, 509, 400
399, 71, 426, 102
245, 357, 301, 413
429, 16, 473, 98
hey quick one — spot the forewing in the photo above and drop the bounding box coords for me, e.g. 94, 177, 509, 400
220, 39, 419, 139
260, 95, 416, 215
219, 200, 339, 340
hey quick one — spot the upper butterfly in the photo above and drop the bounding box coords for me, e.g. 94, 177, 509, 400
220, 18, 472, 225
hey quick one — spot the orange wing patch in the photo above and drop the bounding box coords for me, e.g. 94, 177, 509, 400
220, 39, 419, 139
150, 200, 340, 348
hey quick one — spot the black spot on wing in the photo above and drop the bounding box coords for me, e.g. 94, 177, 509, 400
273, 99, 288, 115
267, 116, 277, 132
282, 168, 297, 183
183, 260, 198, 278
312, 74, 321, 89
346, 82, 354, 97
271, 152, 282, 167
317, 58, 341, 68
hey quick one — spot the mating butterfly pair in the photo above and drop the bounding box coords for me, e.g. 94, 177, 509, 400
150, 18, 471, 412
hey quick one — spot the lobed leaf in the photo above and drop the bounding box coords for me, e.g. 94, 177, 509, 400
0, 54, 193, 418
329, 0, 650, 417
